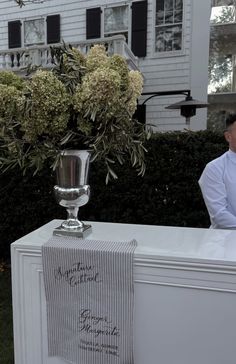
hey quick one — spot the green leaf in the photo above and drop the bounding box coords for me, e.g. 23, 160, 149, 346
107, 165, 118, 180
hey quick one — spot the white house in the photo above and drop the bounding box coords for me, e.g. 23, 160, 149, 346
0, 0, 211, 131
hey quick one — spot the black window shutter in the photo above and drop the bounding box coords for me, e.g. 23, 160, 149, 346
133, 104, 146, 124
131, 0, 147, 57
47, 15, 60, 44
8, 21, 21, 49
86, 8, 101, 39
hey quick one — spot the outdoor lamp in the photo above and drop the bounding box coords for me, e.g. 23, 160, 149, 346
165, 96, 209, 125
141, 90, 208, 128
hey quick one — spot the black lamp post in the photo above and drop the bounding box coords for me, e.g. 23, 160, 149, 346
141, 90, 208, 127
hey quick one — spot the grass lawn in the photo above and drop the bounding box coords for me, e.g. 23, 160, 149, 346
0, 265, 14, 364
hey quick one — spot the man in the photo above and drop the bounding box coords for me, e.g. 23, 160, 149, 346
199, 113, 236, 229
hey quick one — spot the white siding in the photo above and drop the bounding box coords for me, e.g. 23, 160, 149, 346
0, 0, 211, 131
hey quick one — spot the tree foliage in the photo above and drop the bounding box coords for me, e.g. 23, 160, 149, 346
209, 5, 235, 93
14, 0, 25, 7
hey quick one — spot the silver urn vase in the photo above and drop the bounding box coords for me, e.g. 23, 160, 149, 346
53, 150, 92, 238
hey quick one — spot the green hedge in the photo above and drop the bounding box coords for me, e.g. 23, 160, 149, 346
0, 130, 227, 260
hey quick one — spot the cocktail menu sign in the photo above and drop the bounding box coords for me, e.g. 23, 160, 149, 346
42, 236, 137, 364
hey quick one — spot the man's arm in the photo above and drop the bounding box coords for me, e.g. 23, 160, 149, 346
199, 163, 236, 229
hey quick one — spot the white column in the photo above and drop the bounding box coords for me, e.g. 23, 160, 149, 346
190, 0, 212, 130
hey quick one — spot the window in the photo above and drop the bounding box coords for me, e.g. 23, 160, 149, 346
8, 15, 60, 49
155, 0, 183, 53
104, 5, 129, 42
86, 2, 148, 57
24, 18, 45, 46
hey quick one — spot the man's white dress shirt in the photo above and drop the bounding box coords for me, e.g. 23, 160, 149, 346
198, 149, 236, 229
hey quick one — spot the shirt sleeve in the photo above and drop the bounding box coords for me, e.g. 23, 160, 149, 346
198, 162, 236, 229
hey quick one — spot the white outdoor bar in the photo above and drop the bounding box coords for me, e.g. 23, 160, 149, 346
11, 219, 236, 364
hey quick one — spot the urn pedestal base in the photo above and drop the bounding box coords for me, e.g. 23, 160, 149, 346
53, 223, 92, 238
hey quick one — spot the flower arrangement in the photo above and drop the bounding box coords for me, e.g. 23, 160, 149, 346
0, 44, 149, 182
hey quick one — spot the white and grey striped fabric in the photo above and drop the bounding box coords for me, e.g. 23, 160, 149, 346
42, 236, 137, 364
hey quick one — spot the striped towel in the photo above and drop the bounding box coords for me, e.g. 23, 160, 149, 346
42, 236, 137, 364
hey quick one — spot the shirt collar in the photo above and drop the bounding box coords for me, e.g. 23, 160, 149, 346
227, 149, 236, 163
